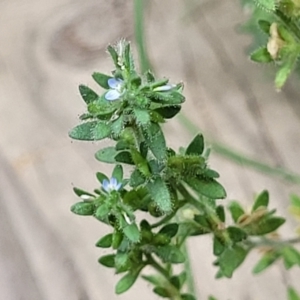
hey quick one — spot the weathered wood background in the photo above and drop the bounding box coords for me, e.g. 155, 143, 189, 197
0, 0, 300, 299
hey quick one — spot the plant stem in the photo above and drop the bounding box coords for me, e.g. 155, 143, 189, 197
146, 254, 183, 300
134, 0, 152, 73
178, 114, 300, 184
247, 236, 300, 249
181, 239, 197, 296
151, 201, 187, 228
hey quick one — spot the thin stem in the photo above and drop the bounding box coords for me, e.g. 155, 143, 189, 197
181, 236, 197, 296
178, 114, 300, 184
247, 236, 300, 249
176, 183, 202, 211
134, 0, 152, 73
151, 200, 187, 228
146, 254, 170, 278
146, 254, 183, 300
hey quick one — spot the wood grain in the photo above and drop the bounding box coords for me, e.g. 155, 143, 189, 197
0, 0, 299, 299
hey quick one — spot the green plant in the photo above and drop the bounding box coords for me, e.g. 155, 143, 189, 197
241, 0, 300, 89
68, 39, 300, 299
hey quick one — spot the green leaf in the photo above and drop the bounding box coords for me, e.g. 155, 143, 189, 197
218, 245, 248, 278
112, 231, 123, 249
281, 246, 300, 269
111, 115, 124, 137
254, 0, 276, 11
115, 151, 134, 165
151, 91, 185, 105
154, 105, 181, 119
69, 121, 96, 141
208, 296, 218, 300
228, 201, 245, 223
252, 190, 269, 211
79, 85, 98, 104
147, 122, 167, 161
153, 287, 169, 298
187, 177, 226, 199
115, 271, 139, 294
70, 202, 94, 216
73, 187, 94, 198
114, 252, 129, 271
88, 97, 120, 117
142, 274, 161, 286
193, 215, 211, 234
149, 159, 164, 175
290, 194, 300, 208
227, 226, 247, 243
170, 272, 186, 289
278, 25, 295, 43
244, 217, 285, 235
186, 134, 204, 155
92, 122, 111, 140
250, 47, 273, 63
275, 53, 298, 90
213, 235, 225, 256
96, 233, 113, 248
258, 20, 271, 34
92, 72, 111, 89
112, 165, 123, 182
155, 245, 185, 264
95, 147, 118, 163
288, 286, 300, 300
123, 223, 140, 243
116, 140, 130, 151
98, 254, 115, 268
94, 203, 110, 220
134, 108, 151, 126
158, 223, 179, 238
181, 294, 197, 300
147, 177, 172, 213
216, 205, 225, 222
130, 168, 146, 187
252, 251, 280, 274
130, 148, 151, 178
96, 172, 109, 184
107, 45, 119, 67
124, 42, 134, 72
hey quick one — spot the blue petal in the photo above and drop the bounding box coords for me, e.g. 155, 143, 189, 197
116, 183, 122, 191
102, 179, 110, 192
108, 78, 123, 89
105, 90, 121, 101
110, 177, 118, 186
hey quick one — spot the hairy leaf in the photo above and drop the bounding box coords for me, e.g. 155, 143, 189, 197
92, 72, 111, 89
252, 190, 269, 211
186, 134, 204, 156
70, 202, 94, 216
96, 233, 113, 248
79, 85, 98, 104
147, 177, 172, 213
115, 271, 139, 294
252, 251, 280, 274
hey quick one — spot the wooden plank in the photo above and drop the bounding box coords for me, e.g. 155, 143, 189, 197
0, 0, 299, 299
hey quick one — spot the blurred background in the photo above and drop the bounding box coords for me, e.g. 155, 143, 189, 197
0, 0, 300, 299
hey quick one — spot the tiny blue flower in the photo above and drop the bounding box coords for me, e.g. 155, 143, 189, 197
153, 84, 176, 92
105, 78, 124, 101
102, 177, 122, 192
